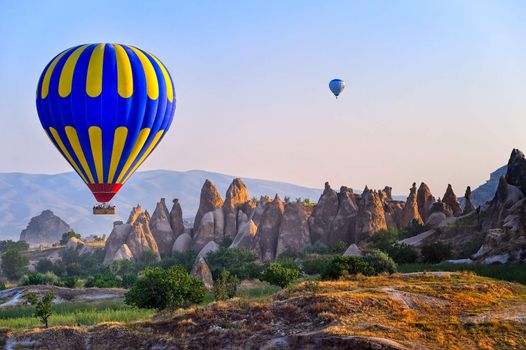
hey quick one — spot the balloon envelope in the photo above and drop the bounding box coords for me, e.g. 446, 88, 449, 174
329, 79, 345, 97
36, 43, 176, 203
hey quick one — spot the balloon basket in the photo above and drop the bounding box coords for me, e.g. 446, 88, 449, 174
93, 204, 116, 215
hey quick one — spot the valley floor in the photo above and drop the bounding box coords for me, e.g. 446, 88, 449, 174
3, 272, 526, 349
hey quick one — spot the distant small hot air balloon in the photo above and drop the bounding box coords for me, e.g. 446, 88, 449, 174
329, 79, 345, 98
36, 43, 176, 214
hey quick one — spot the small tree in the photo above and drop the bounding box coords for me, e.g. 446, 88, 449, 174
388, 243, 419, 264
27, 291, 55, 328
260, 263, 299, 288
213, 270, 240, 301
321, 256, 374, 280
59, 230, 81, 245
421, 242, 452, 263
364, 249, 397, 274
1, 249, 29, 281
36, 259, 54, 274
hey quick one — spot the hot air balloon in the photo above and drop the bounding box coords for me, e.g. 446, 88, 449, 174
36, 43, 176, 214
329, 79, 345, 98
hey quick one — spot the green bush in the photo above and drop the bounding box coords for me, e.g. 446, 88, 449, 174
62, 276, 80, 288
158, 250, 197, 273
59, 230, 81, 245
0, 282, 6, 290
27, 291, 55, 328
421, 242, 452, 263
275, 256, 301, 271
364, 249, 397, 274
21, 273, 45, 286
368, 228, 398, 252
300, 254, 333, 275
399, 220, 429, 239
35, 259, 54, 274
206, 247, 262, 280
213, 270, 240, 301
1, 249, 29, 281
125, 266, 205, 310
85, 272, 120, 288
321, 256, 374, 280
259, 263, 299, 288
0, 240, 29, 253
387, 243, 419, 264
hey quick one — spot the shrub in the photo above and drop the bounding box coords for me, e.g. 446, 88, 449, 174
388, 243, 419, 264
300, 254, 333, 275
0, 282, 5, 290
62, 276, 80, 288
328, 241, 348, 254
275, 256, 301, 271
59, 230, 81, 245
1, 249, 29, 281
321, 256, 374, 280
159, 250, 197, 273
213, 270, 240, 301
206, 247, 262, 280
364, 249, 397, 274
421, 242, 452, 263
399, 220, 429, 239
21, 273, 45, 286
125, 266, 205, 309
85, 273, 120, 288
27, 291, 55, 328
368, 228, 398, 252
259, 263, 299, 288
0, 240, 29, 253
35, 259, 54, 274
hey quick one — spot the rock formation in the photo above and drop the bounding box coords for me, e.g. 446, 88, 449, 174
192, 208, 224, 252
328, 186, 358, 244
149, 198, 176, 257
416, 182, 434, 222
442, 184, 463, 216
255, 195, 285, 261
194, 180, 224, 232
463, 186, 476, 215
276, 203, 311, 257
308, 182, 339, 244
223, 178, 250, 239
400, 183, 423, 227
20, 210, 71, 246
425, 199, 450, 227
354, 187, 387, 241
251, 196, 271, 226
169, 199, 184, 239
172, 233, 193, 254
191, 256, 214, 291
505, 148, 526, 194
196, 240, 219, 261
343, 243, 363, 257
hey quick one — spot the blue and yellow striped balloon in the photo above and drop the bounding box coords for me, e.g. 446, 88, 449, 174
36, 43, 176, 203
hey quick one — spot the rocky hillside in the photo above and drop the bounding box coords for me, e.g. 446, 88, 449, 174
19, 210, 70, 247
7, 272, 526, 349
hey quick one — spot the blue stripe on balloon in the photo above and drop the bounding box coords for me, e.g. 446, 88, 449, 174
100, 44, 118, 182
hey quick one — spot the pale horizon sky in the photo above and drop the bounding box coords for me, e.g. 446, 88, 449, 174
0, 0, 525, 197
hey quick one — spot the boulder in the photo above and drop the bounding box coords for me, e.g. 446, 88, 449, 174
172, 233, 193, 254
150, 198, 176, 257
328, 186, 358, 245
196, 240, 219, 261
354, 187, 387, 241
169, 199, 185, 238
309, 182, 339, 244
276, 203, 311, 257
416, 182, 434, 222
425, 199, 450, 227
231, 219, 258, 250
442, 184, 463, 216
194, 180, 224, 232
256, 195, 285, 261
343, 244, 363, 257
192, 208, 224, 252
463, 186, 476, 215
113, 244, 133, 261
400, 183, 423, 227
223, 178, 250, 239
19, 210, 71, 246
191, 256, 214, 291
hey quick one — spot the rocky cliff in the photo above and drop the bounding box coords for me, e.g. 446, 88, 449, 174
19, 210, 71, 246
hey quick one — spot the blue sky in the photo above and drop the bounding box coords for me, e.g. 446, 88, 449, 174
1, 0, 525, 196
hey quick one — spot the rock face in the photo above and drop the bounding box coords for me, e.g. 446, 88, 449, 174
169, 199, 184, 239
256, 195, 285, 261
416, 182, 434, 222
343, 243, 363, 257
354, 187, 387, 241
425, 200, 450, 227
20, 210, 71, 246
308, 182, 339, 244
400, 183, 423, 227
192, 208, 224, 252
463, 186, 476, 215
191, 257, 214, 291
442, 184, 463, 216
223, 178, 250, 239
172, 233, 192, 254
276, 203, 311, 257
231, 216, 258, 250
194, 180, 224, 232
150, 198, 176, 257
505, 148, 526, 194
328, 186, 358, 244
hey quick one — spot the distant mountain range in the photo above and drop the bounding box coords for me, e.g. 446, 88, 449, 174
0, 170, 325, 240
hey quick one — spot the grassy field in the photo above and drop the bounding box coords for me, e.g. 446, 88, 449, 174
0, 300, 154, 330
399, 263, 526, 285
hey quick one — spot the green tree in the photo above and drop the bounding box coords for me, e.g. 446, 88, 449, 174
213, 270, 240, 301
321, 256, 374, 280
27, 291, 55, 328
387, 243, 419, 264
260, 263, 299, 288
85, 272, 120, 288
125, 266, 205, 309
59, 230, 81, 245
35, 259, 54, 273
421, 242, 452, 263
364, 249, 397, 274
206, 247, 262, 279
300, 254, 333, 275
0, 240, 29, 253
1, 249, 29, 281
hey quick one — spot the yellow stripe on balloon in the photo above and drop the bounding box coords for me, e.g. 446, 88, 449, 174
48, 127, 89, 184
88, 126, 103, 184
116, 128, 151, 183
113, 44, 133, 98
40, 49, 71, 99
59, 45, 90, 97
86, 44, 105, 97
122, 130, 164, 184
142, 50, 173, 102
107, 126, 128, 183
128, 46, 159, 100
65, 126, 95, 183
